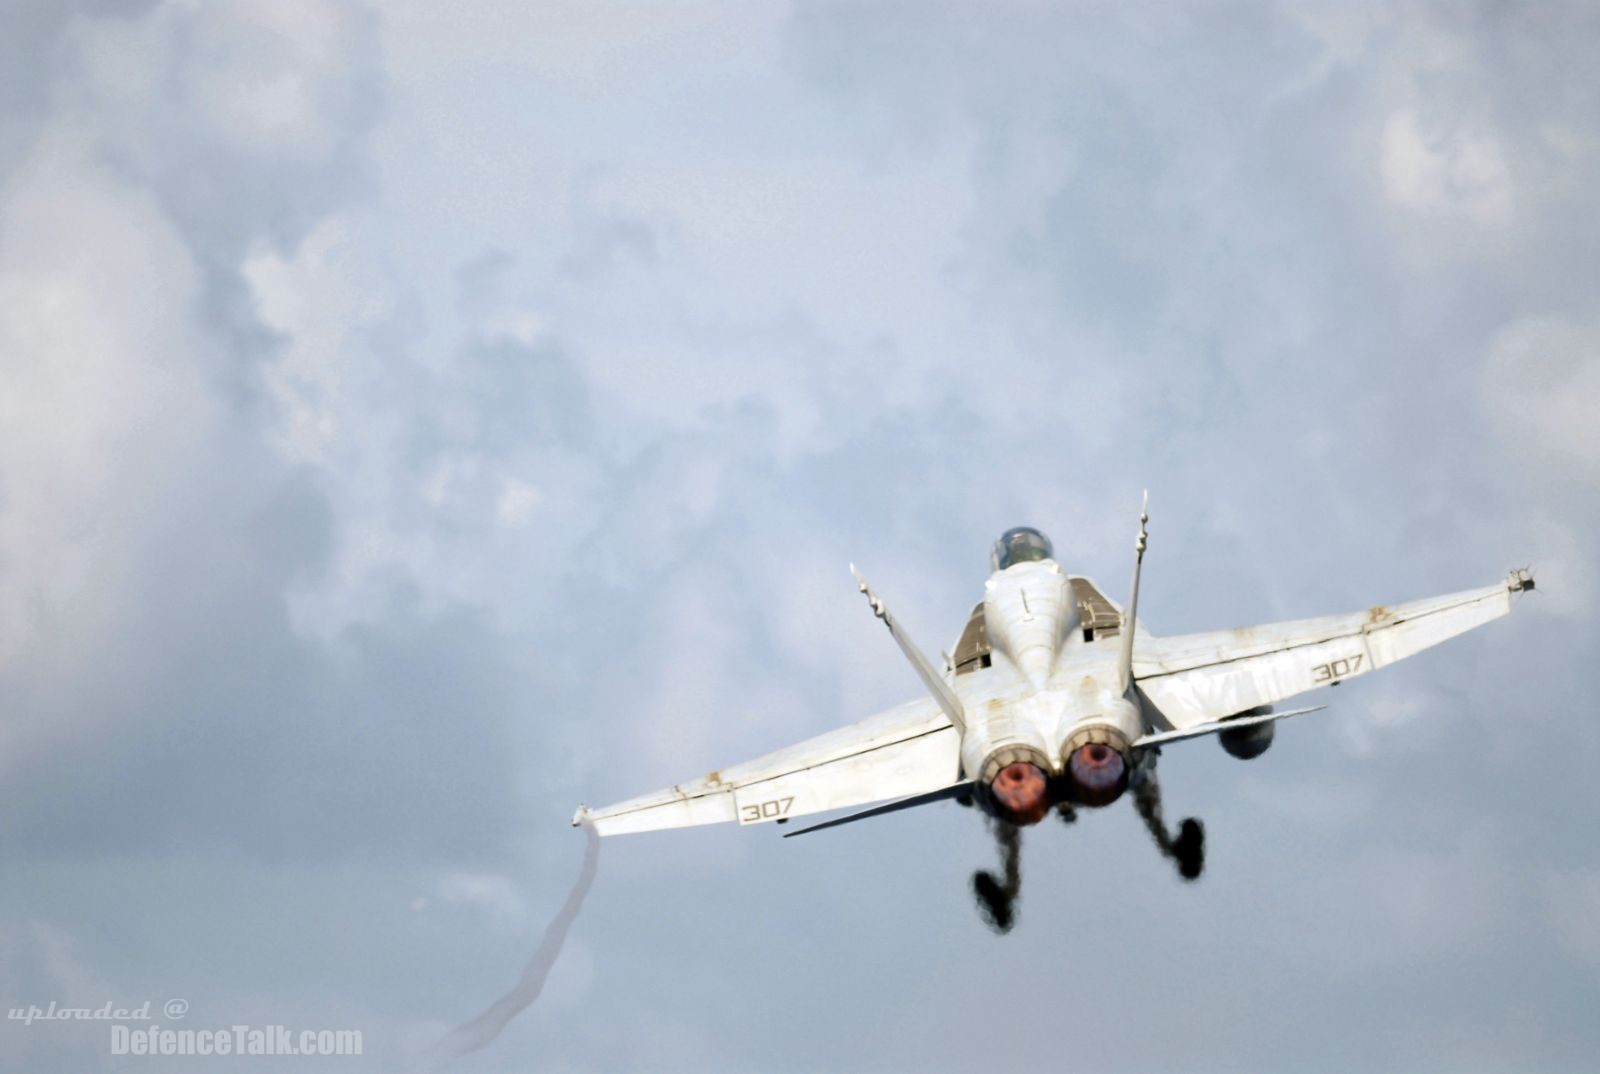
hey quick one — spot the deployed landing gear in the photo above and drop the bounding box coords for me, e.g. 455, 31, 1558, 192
1174, 817, 1205, 880
1132, 771, 1205, 882
970, 766, 1204, 933
972, 821, 1022, 934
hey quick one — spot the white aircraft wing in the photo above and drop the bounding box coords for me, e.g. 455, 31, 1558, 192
573, 699, 961, 837
1133, 571, 1533, 732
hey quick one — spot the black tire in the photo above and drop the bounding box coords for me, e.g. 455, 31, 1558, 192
1175, 817, 1205, 881
972, 871, 1015, 934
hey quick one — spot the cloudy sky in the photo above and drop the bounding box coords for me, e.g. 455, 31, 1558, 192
2, 1, 1597, 1071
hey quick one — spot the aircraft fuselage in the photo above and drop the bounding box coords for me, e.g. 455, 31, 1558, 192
954, 558, 1144, 824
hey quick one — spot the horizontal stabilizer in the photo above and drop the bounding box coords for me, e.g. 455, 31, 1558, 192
782, 782, 972, 838
1133, 705, 1327, 749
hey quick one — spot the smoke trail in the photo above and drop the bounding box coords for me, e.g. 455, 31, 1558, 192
424, 820, 601, 1070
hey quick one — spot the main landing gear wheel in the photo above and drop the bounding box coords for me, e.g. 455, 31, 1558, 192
972, 870, 1015, 933
1175, 817, 1205, 881
972, 821, 1022, 935
1132, 770, 1206, 882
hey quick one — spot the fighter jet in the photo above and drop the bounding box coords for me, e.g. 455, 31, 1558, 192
573, 500, 1535, 931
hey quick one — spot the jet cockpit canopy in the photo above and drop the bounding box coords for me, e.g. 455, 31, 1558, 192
992, 527, 1054, 572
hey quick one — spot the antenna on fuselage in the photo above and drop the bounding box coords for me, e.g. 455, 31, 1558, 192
1116, 491, 1149, 696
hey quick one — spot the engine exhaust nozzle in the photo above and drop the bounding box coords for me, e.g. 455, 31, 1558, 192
1060, 725, 1132, 807
979, 744, 1053, 826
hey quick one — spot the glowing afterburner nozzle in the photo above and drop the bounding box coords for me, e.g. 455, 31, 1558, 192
988, 762, 1050, 826
1068, 744, 1125, 799
1060, 726, 1132, 807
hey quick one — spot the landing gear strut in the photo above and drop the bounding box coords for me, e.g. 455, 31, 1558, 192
972, 821, 1022, 934
1132, 772, 1205, 881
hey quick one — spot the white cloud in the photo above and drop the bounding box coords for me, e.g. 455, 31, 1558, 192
1482, 315, 1600, 474
1334, 684, 1436, 757
381, 0, 784, 90
1380, 106, 1515, 226
0, 134, 218, 763
67, 0, 376, 167
436, 871, 529, 927
0, 0, 385, 773
246, 216, 392, 465
495, 477, 541, 527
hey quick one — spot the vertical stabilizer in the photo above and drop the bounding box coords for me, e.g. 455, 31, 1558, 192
1116, 492, 1149, 696
851, 565, 967, 735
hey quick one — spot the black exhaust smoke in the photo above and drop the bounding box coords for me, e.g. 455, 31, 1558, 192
423, 820, 601, 1069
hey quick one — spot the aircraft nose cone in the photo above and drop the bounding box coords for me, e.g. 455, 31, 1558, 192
989, 762, 1049, 826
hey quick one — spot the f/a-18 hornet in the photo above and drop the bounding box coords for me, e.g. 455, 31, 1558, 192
574, 499, 1534, 931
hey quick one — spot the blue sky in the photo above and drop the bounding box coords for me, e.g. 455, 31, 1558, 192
2, 3, 1597, 1071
